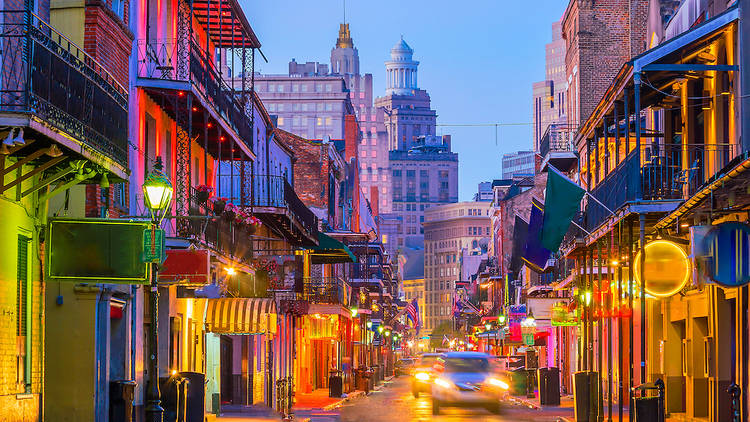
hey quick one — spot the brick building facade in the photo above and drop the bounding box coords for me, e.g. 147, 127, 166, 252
562, 0, 648, 129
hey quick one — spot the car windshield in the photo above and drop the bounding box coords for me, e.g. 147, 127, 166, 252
444, 357, 490, 373
398, 359, 413, 365
419, 356, 438, 367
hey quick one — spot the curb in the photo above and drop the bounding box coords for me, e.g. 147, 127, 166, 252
509, 395, 541, 410
321, 390, 367, 411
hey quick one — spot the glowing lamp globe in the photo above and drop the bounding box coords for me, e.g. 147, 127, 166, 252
633, 240, 690, 297
142, 158, 173, 212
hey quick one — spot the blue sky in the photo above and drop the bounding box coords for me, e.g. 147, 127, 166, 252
241, 1, 569, 201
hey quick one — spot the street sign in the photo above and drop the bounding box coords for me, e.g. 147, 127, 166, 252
142, 228, 165, 263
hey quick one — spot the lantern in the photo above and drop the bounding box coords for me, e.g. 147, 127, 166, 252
633, 240, 690, 297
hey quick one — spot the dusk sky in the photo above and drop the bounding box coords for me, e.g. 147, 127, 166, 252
241, 1, 569, 200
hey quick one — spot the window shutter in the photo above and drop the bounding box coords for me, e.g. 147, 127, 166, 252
16, 235, 29, 337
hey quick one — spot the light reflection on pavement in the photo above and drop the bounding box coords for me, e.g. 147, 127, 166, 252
327, 376, 567, 422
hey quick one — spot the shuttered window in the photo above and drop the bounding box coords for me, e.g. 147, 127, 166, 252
16, 235, 28, 337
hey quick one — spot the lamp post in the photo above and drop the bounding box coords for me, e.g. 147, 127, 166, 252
142, 157, 173, 422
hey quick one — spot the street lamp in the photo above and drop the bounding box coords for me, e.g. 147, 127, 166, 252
142, 157, 173, 422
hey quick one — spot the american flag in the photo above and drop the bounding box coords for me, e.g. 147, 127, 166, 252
406, 298, 421, 334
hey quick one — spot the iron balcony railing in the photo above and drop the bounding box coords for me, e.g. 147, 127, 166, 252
539, 124, 577, 158
301, 277, 349, 306
184, 186, 253, 262
0, 10, 129, 166
249, 174, 319, 238
585, 142, 739, 231
136, 37, 253, 150
347, 263, 385, 282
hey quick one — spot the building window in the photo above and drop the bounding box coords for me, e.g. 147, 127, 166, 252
325, 117, 332, 126
317, 117, 323, 126
292, 84, 299, 93
277, 117, 284, 126
16, 234, 30, 391
370, 150, 377, 158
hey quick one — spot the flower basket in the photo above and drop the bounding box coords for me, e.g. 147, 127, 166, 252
212, 198, 227, 215
196, 185, 213, 203
246, 224, 257, 235
223, 203, 236, 221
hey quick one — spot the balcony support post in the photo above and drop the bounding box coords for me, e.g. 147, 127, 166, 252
598, 240, 604, 422
627, 219, 634, 422
604, 117, 609, 175
588, 245, 594, 372
634, 72, 643, 200
638, 213, 646, 392
623, 88, 630, 200
595, 128, 600, 185
204, 111, 209, 186
617, 222, 623, 422
614, 102, 620, 166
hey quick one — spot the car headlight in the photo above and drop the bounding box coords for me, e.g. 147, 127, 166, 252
434, 378, 453, 389
487, 377, 510, 390
415, 372, 430, 381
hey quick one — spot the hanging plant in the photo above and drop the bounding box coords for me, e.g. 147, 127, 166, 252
212, 197, 228, 215
223, 202, 236, 221
195, 185, 213, 203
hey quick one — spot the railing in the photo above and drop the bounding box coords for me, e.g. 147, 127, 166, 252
250, 174, 319, 238
539, 124, 577, 158
184, 187, 253, 262
136, 37, 253, 150
0, 10, 129, 166
585, 143, 739, 231
347, 263, 385, 281
301, 277, 349, 305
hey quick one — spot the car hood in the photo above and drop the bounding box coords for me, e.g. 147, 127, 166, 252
443, 372, 488, 386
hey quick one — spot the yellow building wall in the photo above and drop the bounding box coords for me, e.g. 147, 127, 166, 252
49, 0, 85, 46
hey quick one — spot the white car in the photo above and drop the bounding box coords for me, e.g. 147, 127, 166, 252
431, 351, 510, 415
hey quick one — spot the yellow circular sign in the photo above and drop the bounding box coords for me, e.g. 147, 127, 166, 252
633, 240, 690, 297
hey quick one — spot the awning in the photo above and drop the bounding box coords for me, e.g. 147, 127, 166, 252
309, 232, 357, 264
205, 298, 277, 334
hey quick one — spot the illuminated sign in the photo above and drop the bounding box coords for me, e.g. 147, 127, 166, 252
633, 240, 690, 297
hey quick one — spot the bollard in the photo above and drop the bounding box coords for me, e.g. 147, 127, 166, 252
729, 383, 742, 422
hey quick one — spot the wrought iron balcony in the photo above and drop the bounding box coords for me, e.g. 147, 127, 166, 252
585, 143, 738, 231
539, 124, 577, 172
0, 11, 128, 166
136, 37, 253, 151
183, 187, 253, 263
301, 277, 350, 306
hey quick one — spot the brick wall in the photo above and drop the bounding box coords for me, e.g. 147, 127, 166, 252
275, 129, 330, 211
83, 0, 133, 87
85, 184, 129, 218
563, 0, 648, 128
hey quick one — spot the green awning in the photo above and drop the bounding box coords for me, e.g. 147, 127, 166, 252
309, 232, 357, 264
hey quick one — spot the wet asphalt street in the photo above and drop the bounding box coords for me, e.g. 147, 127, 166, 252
297, 376, 569, 422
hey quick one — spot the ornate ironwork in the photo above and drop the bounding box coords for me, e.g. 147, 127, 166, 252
175, 95, 192, 235
0, 10, 128, 166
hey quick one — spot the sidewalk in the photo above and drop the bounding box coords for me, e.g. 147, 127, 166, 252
510, 393, 575, 414
295, 388, 366, 411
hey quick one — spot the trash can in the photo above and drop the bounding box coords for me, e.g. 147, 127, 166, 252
329, 369, 343, 398
573, 371, 599, 422
109, 380, 136, 422
179, 372, 205, 422
538, 367, 560, 405
634, 397, 660, 422
509, 367, 527, 395
160, 375, 189, 422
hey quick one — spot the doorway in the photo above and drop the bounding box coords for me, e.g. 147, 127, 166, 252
220, 336, 233, 404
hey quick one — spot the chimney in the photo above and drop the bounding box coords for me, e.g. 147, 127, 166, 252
370, 186, 379, 217
344, 114, 359, 163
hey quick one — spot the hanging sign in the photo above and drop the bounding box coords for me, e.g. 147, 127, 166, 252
551, 302, 579, 326
704, 222, 750, 287
633, 240, 690, 297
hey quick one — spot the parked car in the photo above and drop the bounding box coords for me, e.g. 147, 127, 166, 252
411, 353, 442, 397
431, 352, 510, 415
394, 358, 415, 377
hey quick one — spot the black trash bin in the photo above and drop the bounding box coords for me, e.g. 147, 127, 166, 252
179, 372, 205, 422
509, 367, 527, 395
329, 369, 343, 398
109, 380, 136, 422
160, 375, 189, 422
573, 371, 599, 422
634, 397, 660, 422
538, 367, 560, 405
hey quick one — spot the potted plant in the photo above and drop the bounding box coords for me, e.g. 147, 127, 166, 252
222, 202, 236, 221
245, 215, 262, 235
195, 185, 213, 203
212, 197, 227, 215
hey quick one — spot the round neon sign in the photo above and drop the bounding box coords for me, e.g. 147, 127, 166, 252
633, 240, 690, 297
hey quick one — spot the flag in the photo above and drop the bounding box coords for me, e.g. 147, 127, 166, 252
406, 298, 421, 334
510, 215, 529, 274
442, 335, 449, 346
452, 296, 463, 317
541, 165, 586, 251
523, 198, 553, 273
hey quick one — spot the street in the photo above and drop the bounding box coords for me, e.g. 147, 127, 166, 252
295, 377, 569, 422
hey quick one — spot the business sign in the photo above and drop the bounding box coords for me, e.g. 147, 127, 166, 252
158, 249, 210, 286
47, 219, 149, 283
704, 222, 750, 287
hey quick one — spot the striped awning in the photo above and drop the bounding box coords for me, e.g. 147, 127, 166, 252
205, 298, 277, 334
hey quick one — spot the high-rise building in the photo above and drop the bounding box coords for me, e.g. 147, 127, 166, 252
501, 151, 535, 179
532, 20, 567, 151
375, 38, 458, 261
256, 24, 390, 213
423, 201, 491, 332
474, 182, 493, 202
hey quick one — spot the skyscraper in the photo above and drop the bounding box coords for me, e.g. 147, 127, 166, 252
375, 38, 458, 280
532, 20, 567, 151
